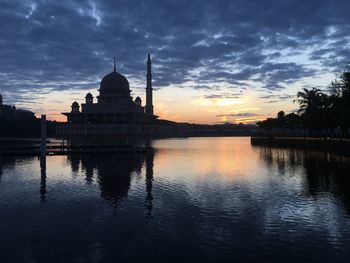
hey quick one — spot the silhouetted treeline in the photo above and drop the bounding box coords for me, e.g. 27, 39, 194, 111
257, 71, 350, 137
190, 123, 254, 136
0, 118, 58, 137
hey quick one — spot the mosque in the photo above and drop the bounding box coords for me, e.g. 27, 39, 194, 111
57, 54, 189, 136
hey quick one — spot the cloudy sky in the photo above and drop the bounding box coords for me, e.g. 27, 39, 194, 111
1, 0, 349, 123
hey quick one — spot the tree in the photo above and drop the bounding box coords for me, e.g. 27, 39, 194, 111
284, 113, 302, 129
329, 71, 350, 135
295, 88, 323, 114
277, 111, 285, 119
257, 69, 350, 138
294, 88, 329, 133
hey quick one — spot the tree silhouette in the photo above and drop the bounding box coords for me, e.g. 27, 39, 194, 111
329, 71, 350, 135
277, 111, 285, 119
295, 88, 323, 114
257, 70, 350, 138
294, 88, 326, 133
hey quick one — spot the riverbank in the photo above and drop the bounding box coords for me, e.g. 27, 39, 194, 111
251, 137, 350, 154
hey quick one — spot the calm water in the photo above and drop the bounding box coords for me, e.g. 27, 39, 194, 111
1, 137, 350, 263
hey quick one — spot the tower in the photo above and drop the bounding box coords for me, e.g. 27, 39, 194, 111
85, 93, 93, 104
145, 53, 153, 115
71, 101, 80, 113
135, 96, 142, 107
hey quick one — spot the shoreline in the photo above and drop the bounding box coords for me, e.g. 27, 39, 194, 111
251, 137, 350, 154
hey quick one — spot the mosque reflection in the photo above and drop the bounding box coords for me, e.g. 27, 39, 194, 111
0, 145, 155, 216
67, 147, 155, 215
256, 146, 350, 211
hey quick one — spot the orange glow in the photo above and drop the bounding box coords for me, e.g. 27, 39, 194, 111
152, 137, 261, 181
21, 79, 300, 124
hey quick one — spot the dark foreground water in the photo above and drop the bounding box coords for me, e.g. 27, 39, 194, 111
1, 137, 350, 263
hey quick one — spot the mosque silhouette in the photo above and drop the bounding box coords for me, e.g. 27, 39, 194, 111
56, 54, 189, 136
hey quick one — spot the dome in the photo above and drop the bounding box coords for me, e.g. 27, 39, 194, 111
72, 101, 79, 107
85, 92, 93, 98
100, 71, 130, 91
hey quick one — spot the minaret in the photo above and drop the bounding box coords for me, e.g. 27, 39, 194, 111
145, 53, 153, 115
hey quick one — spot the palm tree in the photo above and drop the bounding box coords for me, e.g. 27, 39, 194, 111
294, 88, 323, 114
294, 88, 328, 135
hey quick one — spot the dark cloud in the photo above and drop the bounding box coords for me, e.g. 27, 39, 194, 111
0, 0, 349, 104
216, 113, 259, 117
259, 94, 295, 101
204, 93, 243, 99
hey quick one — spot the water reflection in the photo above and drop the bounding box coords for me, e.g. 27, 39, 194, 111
0, 155, 15, 171
39, 155, 47, 203
256, 146, 350, 212
0, 145, 156, 210
2, 138, 350, 262
65, 147, 156, 211
68, 154, 81, 173
145, 147, 154, 218
0, 154, 2, 178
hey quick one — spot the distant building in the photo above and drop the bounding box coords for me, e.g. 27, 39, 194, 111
0, 94, 36, 120
57, 54, 189, 136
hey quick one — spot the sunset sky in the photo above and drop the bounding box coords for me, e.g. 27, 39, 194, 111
1, 0, 349, 124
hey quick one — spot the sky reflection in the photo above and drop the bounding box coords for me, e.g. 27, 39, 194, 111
1, 138, 350, 262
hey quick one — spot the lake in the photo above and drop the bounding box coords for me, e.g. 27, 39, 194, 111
1, 137, 350, 263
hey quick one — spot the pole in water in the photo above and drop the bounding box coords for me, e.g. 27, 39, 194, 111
40, 115, 47, 158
